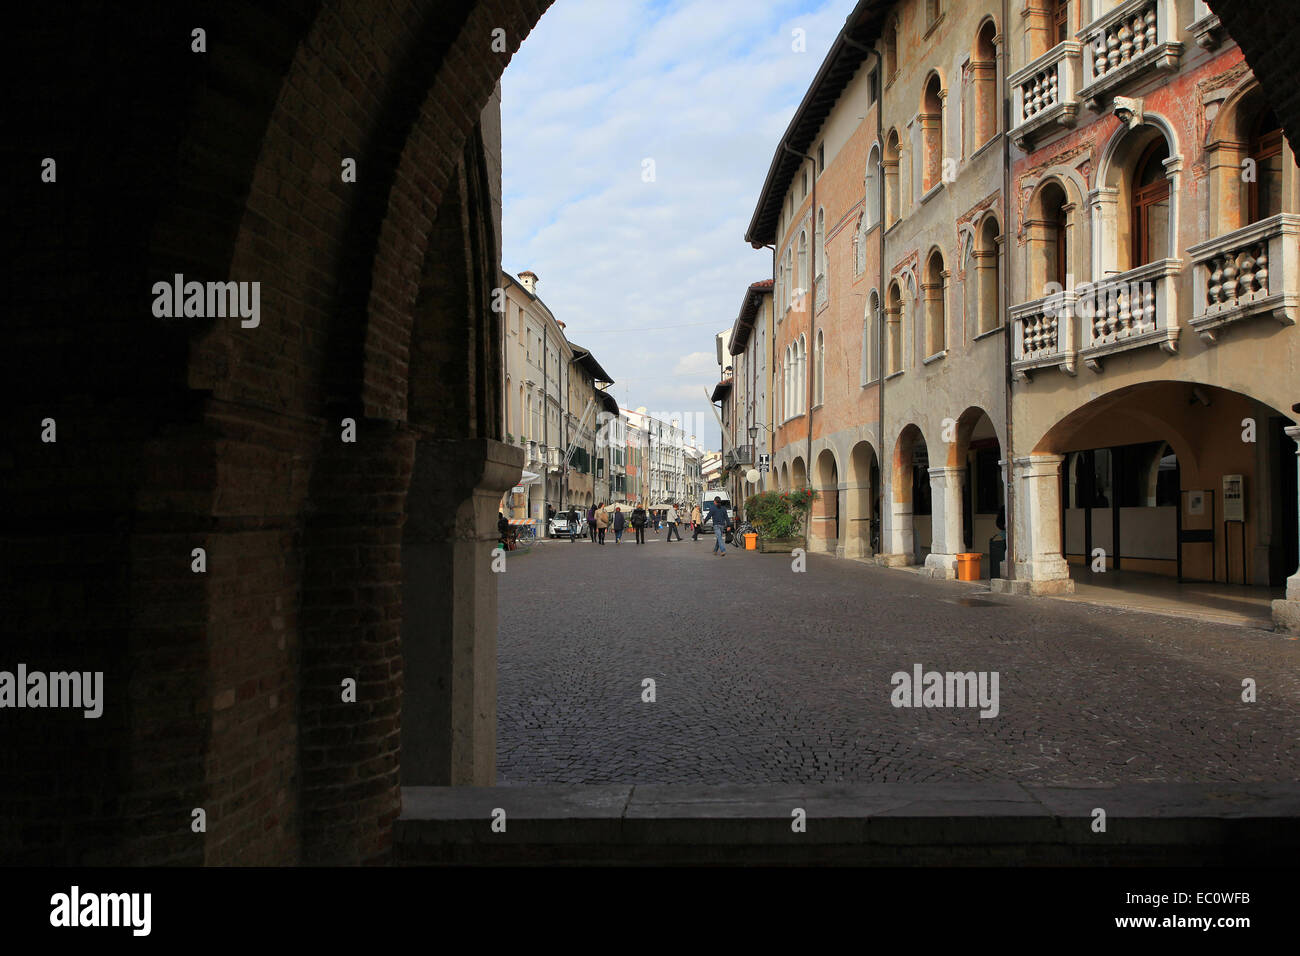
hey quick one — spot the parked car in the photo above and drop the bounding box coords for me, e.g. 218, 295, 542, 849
548, 509, 587, 538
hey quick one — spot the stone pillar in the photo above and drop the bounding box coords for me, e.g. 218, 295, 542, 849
925, 466, 965, 578
844, 477, 873, 559
401, 436, 524, 787
1272, 426, 1300, 631
996, 454, 1074, 595
879, 466, 914, 566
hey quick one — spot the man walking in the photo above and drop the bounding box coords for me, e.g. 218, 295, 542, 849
612, 506, 626, 544
665, 502, 681, 541
568, 505, 580, 543
705, 496, 729, 556
631, 502, 647, 545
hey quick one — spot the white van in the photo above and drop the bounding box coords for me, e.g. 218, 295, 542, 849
699, 494, 734, 532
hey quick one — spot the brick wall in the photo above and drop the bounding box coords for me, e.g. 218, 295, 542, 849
3, 0, 549, 865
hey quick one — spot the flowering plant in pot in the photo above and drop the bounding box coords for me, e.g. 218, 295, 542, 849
744, 487, 818, 551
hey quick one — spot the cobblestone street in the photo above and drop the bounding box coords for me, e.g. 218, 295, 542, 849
497, 536, 1300, 785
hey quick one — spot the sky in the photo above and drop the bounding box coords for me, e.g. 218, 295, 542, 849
501, 0, 854, 451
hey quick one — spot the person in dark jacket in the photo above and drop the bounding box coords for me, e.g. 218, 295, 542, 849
497, 511, 512, 550
588, 504, 598, 543
612, 506, 626, 544
568, 505, 580, 542
705, 496, 729, 556
631, 504, 647, 544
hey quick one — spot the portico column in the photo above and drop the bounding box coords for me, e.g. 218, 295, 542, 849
400, 437, 524, 787
879, 466, 914, 566
1272, 426, 1300, 631
925, 465, 965, 578
1009, 453, 1075, 594
844, 477, 873, 559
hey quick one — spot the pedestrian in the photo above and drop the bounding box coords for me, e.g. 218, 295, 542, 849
665, 502, 681, 541
631, 502, 647, 544
691, 503, 702, 541
588, 503, 598, 543
568, 505, 580, 543
547, 503, 555, 537
612, 506, 626, 544
497, 510, 511, 551
705, 495, 730, 556
596, 503, 609, 544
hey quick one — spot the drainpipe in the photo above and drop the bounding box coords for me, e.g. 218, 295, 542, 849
1000, 0, 1016, 580
876, 62, 885, 554
780, 141, 815, 486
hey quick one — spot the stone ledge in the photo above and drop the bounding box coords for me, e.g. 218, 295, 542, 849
394, 783, 1300, 865
1273, 599, 1300, 632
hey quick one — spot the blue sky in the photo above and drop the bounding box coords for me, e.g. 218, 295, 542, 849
502, 0, 853, 450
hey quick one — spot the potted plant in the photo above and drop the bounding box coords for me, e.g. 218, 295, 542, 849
744, 487, 818, 553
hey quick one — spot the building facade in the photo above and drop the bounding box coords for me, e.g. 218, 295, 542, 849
734, 0, 1298, 628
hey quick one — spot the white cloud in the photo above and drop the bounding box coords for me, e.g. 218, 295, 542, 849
502, 0, 850, 448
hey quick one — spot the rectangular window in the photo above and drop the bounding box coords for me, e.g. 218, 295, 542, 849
817, 143, 825, 173
868, 68, 879, 107
802, 170, 808, 199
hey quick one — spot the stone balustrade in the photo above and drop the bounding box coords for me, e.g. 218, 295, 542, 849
1011, 290, 1077, 380
1186, 213, 1300, 343
1009, 41, 1083, 150
1079, 0, 1182, 108
1077, 258, 1181, 370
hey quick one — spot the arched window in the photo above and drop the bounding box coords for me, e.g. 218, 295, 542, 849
797, 231, 809, 307
816, 207, 826, 290
814, 329, 825, 405
924, 250, 946, 355
887, 282, 903, 374
863, 290, 880, 385
785, 248, 794, 309
866, 144, 881, 228
1026, 179, 1071, 295
853, 214, 866, 276
1132, 138, 1170, 267
885, 129, 901, 226
971, 21, 997, 149
974, 216, 1001, 336
790, 335, 800, 413
921, 74, 944, 192
777, 260, 785, 315
1249, 106, 1284, 224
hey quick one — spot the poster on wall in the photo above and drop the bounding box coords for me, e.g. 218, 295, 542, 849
1187, 491, 1205, 516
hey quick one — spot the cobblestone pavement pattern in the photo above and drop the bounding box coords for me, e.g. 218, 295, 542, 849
497, 537, 1300, 785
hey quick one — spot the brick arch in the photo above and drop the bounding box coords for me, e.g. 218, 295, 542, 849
3, 0, 550, 867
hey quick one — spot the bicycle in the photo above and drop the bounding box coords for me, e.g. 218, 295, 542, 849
731, 520, 756, 548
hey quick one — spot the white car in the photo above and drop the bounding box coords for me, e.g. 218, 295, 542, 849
548, 510, 587, 538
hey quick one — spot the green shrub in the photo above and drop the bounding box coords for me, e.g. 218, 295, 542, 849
744, 487, 819, 539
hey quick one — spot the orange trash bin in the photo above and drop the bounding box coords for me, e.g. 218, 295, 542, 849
956, 552, 982, 581
744, 533, 758, 550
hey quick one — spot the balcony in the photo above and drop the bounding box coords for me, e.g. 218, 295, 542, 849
724, 445, 755, 469
1010, 291, 1078, 380
1185, 214, 1300, 344
1009, 41, 1084, 151
1186, 0, 1223, 49
1078, 259, 1182, 371
1078, 0, 1182, 111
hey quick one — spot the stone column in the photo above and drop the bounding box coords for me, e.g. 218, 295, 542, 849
925, 465, 965, 578
1272, 426, 1300, 631
844, 476, 873, 559
879, 465, 914, 566
401, 436, 524, 787
999, 454, 1074, 595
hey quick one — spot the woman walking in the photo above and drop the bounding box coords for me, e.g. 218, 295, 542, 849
691, 503, 702, 541
631, 503, 647, 544
596, 503, 610, 545
612, 506, 626, 544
